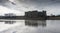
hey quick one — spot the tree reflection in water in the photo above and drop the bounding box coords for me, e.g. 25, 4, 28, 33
4, 21, 16, 24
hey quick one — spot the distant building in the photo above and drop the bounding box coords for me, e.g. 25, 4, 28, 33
4, 13, 16, 19
25, 10, 47, 18
4, 13, 16, 16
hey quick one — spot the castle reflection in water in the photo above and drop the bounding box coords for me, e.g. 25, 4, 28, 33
25, 20, 46, 27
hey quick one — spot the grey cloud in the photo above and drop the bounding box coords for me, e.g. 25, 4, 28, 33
14, 0, 60, 15
0, 0, 8, 3
15, 0, 53, 10
0, 0, 9, 6
0, 0, 17, 10
0, 0, 60, 15
50, 0, 60, 2
17, 0, 60, 6
0, 0, 60, 10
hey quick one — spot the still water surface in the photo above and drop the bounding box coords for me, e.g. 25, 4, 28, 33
0, 20, 60, 33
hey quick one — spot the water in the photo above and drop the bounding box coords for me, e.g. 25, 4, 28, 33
0, 20, 60, 33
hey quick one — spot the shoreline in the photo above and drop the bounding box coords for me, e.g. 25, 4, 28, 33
0, 16, 60, 20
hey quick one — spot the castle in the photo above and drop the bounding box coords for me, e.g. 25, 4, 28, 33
25, 10, 47, 18
25, 10, 47, 20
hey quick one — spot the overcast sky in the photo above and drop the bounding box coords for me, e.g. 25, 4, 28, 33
0, 0, 60, 16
